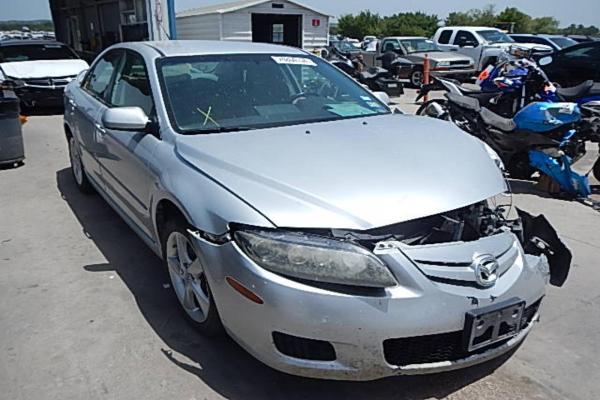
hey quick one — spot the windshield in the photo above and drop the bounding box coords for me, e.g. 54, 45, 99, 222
334, 41, 360, 53
549, 37, 578, 49
477, 30, 513, 44
158, 54, 390, 134
0, 44, 78, 62
399, 38, 439, 53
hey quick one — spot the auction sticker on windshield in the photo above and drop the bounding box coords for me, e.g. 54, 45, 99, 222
271, 56, 317, 66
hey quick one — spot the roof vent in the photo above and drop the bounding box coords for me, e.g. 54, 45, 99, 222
272, 3, 284, 8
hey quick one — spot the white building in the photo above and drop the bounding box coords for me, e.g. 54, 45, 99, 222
176, 0, 330, 51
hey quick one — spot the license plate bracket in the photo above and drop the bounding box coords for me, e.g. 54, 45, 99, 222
464, 298, 525, 352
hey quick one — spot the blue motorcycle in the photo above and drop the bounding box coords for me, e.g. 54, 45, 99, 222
421, 93, 594, 197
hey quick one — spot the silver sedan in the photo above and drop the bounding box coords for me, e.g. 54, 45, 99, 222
63, 40, 570, 380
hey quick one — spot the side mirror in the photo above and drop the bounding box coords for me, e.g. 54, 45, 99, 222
102, 107, 149, 131
373, 91, 391, 105
539, 56, 553, 66
76, 69, 88, 84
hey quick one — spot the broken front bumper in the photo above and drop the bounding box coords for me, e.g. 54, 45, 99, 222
192, 231, 549, 381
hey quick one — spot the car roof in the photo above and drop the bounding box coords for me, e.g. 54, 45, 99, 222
510, 34, 562, 39
440, 27, 499, 31
385, 36, 427, 40
139, 40, 308, 57
0, 39, 66, 47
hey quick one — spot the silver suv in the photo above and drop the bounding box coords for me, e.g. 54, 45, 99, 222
63, 40, 570, 380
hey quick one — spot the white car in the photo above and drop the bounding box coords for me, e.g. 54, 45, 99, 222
433, 27, 553, 71
0, 39, 88, 108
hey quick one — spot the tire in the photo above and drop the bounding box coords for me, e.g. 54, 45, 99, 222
68, 136, 94, 194
410, 69, 424, 88
162, 219, 223, 336
507, 153, 536, 180
593, 157, 600, 182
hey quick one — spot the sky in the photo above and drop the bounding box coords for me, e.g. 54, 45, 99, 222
1, 0, 600, 26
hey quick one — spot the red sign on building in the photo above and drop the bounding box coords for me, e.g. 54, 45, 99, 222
312, 19, 320, 27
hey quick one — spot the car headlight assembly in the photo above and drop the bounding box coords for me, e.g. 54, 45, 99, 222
437, 61, 450, 67
234, 229, 397, 288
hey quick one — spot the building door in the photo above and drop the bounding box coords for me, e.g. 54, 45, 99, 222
251, 14, 302, 48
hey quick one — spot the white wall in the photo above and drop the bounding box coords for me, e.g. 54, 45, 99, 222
176, 13, 221, 40
176, 0, 329, 50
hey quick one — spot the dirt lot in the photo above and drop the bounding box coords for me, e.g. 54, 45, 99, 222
1, 96, 600, 399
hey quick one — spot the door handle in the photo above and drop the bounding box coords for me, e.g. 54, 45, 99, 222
95, 123, 106, 134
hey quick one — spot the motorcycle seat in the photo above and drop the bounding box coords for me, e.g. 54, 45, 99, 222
556, 80, 594, 101
467, 91, 501, 106
459, 83, 483, 93
446, 93, 481, 111
480, 107, 517, 132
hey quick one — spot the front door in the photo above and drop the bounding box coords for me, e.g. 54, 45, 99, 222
96, 49, 159, 239
74, 49, 123, 187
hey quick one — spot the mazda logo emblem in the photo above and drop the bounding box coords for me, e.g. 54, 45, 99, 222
472, 254, 498, 287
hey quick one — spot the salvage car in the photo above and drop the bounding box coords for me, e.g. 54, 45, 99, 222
0, 40, 88, 109
64, 41, 571, 381
361, 36, 476, 87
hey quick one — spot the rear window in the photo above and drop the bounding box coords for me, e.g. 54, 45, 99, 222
0, 44, 78, 62
549, 37, 578, 49
438, 30, 452, 44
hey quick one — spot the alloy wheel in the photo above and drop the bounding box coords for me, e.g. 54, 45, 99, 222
166, 231, 211, 323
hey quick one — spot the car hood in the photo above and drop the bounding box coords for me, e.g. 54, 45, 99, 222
408, 52, 474, 63
497, 42, 553, 52
175, 115, 506, 230
0, 59, 88, 79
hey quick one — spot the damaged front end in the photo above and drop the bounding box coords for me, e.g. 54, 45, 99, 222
324, 194, 572, 288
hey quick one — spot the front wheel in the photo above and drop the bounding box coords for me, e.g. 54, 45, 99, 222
163, 220, 223, 336
593, 157, 600, 181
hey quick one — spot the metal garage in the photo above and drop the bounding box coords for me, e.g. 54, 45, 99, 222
176, 0, 330, 50
49, 0, 175, 61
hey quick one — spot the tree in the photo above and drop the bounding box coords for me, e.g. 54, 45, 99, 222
383, 12, 439, 37
560, 24, 600, 35
496, 7, 532, 33
445, 5, 496, 27
531, 16, 560, 34
336, 11, 382, 39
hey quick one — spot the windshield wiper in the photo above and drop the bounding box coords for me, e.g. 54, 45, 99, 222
185, 126, 254, 135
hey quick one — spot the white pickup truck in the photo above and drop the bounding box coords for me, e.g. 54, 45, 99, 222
432, 27, 553, 72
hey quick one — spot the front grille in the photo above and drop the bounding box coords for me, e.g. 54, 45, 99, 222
22, 76, 74, 88
383, 299, 542, 366
450, 60, 471, 66
272, 332, 336, 361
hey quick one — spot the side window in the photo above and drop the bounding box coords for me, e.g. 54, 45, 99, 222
108, 50, 154, 116
84, 50, 122, 100
454, 30, 478, 46
438, 30, 452, 44
562, 45, 599, 59
382, 40, 400, 53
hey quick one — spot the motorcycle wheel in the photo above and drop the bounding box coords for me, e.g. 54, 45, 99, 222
593, 157, 600, 182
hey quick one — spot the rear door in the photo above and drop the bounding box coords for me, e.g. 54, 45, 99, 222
71, 49, 123, 187
96, 49, 159, 239
436, 29, 454, 51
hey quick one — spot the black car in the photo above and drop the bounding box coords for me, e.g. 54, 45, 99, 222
539, 41, 600, 87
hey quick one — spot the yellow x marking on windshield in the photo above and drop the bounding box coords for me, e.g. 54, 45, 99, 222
196, 106, 220, 127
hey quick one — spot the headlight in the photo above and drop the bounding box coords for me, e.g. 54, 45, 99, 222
234, 229, 397, 288
437, 61, 450, 67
